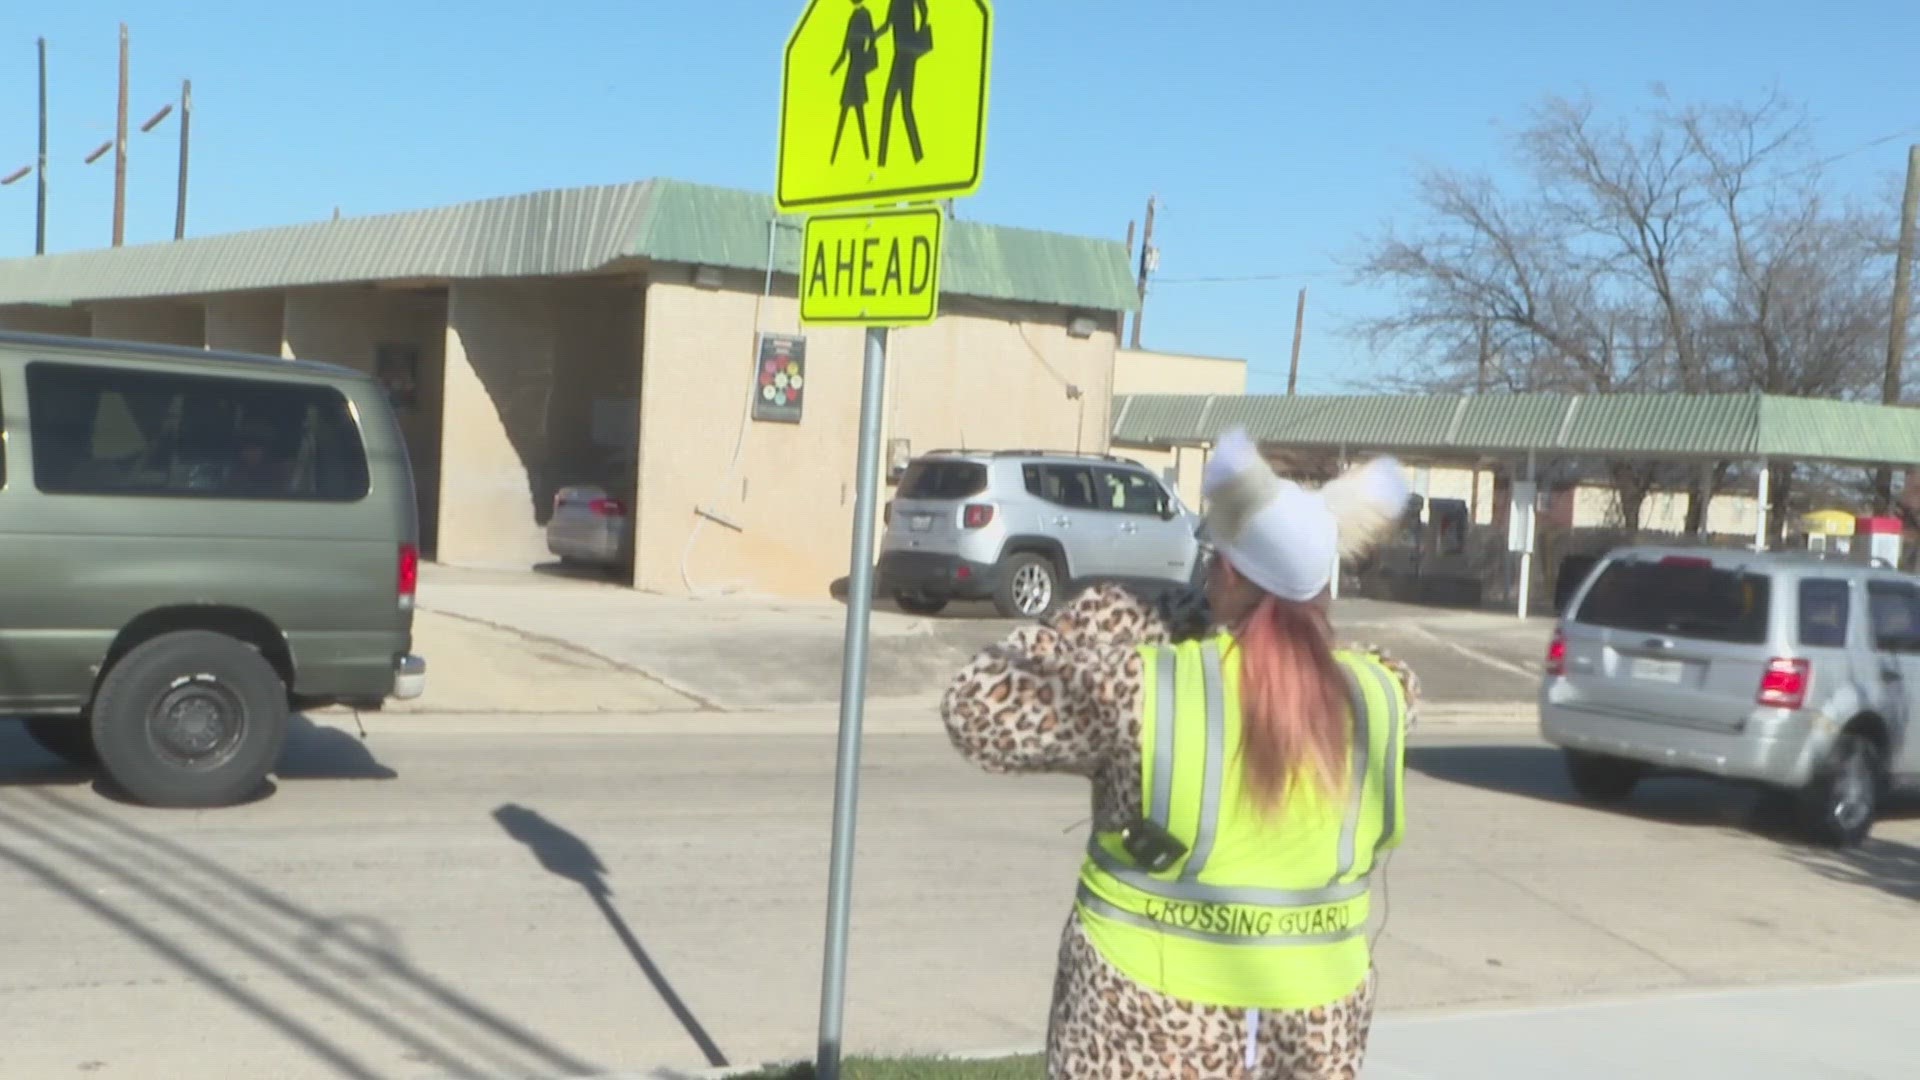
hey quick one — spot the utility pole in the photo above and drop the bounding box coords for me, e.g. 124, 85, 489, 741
1286, 287, 1307, 394
1879, 144, 1920, 514
36, 38, 50, 255
112, 23, 128, 248
174, 79, 191, 240
1131, 195, 1157, 350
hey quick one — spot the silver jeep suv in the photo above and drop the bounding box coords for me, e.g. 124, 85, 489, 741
877, 450, 1204, 619
1542, 545, 1920, 846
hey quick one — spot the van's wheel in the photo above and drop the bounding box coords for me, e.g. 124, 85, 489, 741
23, 717, 97, 766
1798, 729, 1882, 848
1564, 750, 1644, 804
90, 631, 290, 808
895, 590, 949, 616
994, 553, 1062, 620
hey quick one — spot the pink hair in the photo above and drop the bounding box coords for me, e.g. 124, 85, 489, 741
1232, 594, 1351, 813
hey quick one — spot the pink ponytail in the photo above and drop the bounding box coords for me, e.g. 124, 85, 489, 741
1233, 594, 1351, 813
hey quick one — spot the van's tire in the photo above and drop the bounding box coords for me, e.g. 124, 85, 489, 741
994, 553, 1062, 620
90, 630, 290, 808
1564, 750, 1644, 804
1797, 729, 1881, 848
894, 590, 949, 616
23, 717, 97, 766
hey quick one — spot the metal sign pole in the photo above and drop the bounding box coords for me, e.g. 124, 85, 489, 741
815, 324, 889, 1080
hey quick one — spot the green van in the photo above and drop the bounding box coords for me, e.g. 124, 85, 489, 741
0, 331, 426, 807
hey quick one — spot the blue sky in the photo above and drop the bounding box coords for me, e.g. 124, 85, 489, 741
3, 0, 1918, 393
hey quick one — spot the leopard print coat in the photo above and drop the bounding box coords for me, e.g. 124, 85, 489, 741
941, 584, 1420, 1080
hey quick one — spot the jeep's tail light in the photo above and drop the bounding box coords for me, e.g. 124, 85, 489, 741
588, 498, 624, 518
398, 542, 419, 610
1758, 658, 1810, 710
1546, 628, 1567, 677
963, 503, 995, 529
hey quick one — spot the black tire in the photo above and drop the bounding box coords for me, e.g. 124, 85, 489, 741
894, 590, 950, 616
90, 630, 290, 808
1798, 729, 1882, 848
23, 717, 97, 766
1564, 750, 1644, 804
993, 553, 1063, 620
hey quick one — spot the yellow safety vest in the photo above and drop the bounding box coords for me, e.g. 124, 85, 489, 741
1076, 632, 1407, 1011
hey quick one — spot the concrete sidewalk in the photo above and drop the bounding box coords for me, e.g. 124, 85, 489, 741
1366, 976, 1918, 1078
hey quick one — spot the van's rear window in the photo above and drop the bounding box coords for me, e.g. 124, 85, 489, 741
898, 460, 987, 500
1575, 558, 1771, 644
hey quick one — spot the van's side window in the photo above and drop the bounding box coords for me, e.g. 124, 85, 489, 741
1867, 582, 1920, 649
25, 361, 370, 502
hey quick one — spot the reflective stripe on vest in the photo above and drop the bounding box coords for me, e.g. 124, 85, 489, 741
1075, 634, 1407, 1010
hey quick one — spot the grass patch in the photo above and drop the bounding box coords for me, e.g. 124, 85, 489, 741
727, 1055, 1046, 1079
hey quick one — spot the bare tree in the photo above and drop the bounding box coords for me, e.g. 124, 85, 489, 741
1354, 88, 1893, 537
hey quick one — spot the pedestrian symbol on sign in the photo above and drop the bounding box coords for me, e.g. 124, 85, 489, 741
779, 0, 991, 213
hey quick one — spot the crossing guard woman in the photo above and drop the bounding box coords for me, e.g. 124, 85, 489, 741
942, 430, 1418, 1079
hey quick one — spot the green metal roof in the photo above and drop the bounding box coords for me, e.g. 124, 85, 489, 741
1112, 391, 1920, 468
0, 179, 1139, 314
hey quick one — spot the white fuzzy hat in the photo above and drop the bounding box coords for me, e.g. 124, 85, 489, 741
1202, 429, 1410, 602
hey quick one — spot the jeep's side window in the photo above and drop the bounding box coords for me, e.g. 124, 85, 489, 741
1798, 579, 1850, 648
1867, 583, 1920, 649
26, 361, 370, 502
1098, 467, 1169, 517
1027, 464, 1097, 509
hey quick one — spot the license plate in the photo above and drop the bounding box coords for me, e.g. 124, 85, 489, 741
1631, 657, 1684, 684
910, 514, 933, 532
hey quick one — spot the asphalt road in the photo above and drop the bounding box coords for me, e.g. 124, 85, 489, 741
2, 715, 1916, 1079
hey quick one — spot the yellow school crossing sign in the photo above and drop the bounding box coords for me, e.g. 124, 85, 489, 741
777, 0, 993, 213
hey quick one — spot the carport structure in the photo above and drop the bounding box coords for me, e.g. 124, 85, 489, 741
1111, 390, 1920, 614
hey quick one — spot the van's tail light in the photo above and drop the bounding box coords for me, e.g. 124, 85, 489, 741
1546, 628, 1568, 677
963, 503, 995, 529
588, 498, 625, 518
398, 542, 419, 610
1758, 658, 1811, 710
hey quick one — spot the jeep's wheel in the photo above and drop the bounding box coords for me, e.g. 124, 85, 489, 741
1564, 750, 1644, 804
1799, 729, 1881, 848
23, 717, 97, 766
91, 630, 290, 808
895, 590, 950, 616
995, 554, 1061, 620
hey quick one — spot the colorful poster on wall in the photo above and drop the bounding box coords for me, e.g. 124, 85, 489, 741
753, 333, 807, 424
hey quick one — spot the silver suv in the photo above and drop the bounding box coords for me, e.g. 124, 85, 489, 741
1542, 545, 1920, 846
876, 450, 1204, 619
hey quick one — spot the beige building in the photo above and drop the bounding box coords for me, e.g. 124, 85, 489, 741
1110, 348, 1247, 508
0, 179, 1139, 599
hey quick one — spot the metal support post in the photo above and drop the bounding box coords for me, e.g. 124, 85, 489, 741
815, 326, 889, 1080
1517, 450, 1536, 619
1754, 461, 1770, 552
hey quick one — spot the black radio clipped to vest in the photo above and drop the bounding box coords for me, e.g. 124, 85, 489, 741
1120, 817, 1188, 874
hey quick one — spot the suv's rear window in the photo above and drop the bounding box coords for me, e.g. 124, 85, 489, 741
1798, 579, 1850, 648
1574, 557, 1771, 644
897, 459, 987, 500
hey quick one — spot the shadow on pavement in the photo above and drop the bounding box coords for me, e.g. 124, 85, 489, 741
0, 789, 598, 1079
1786, 836, 1920, 902
1409, 742, 1920, 839
493, 803, 731, 1069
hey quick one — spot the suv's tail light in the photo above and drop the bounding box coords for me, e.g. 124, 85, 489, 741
963, 503, 995, 529
1545, 628, 1567, 677
588, 498, 625, 518
398, 542, 419, 610
1758, 658, 1811, 710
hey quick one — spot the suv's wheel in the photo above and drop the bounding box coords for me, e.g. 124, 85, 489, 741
995, 553, 1062, 620
90, 630, 291, 808
894, 590, 949, 616
1564, 750, 1644, 804
1798, 728, 1882, 848
23, 717, 97, 766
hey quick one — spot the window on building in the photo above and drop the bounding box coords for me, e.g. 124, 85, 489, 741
26, 361, 369, 502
